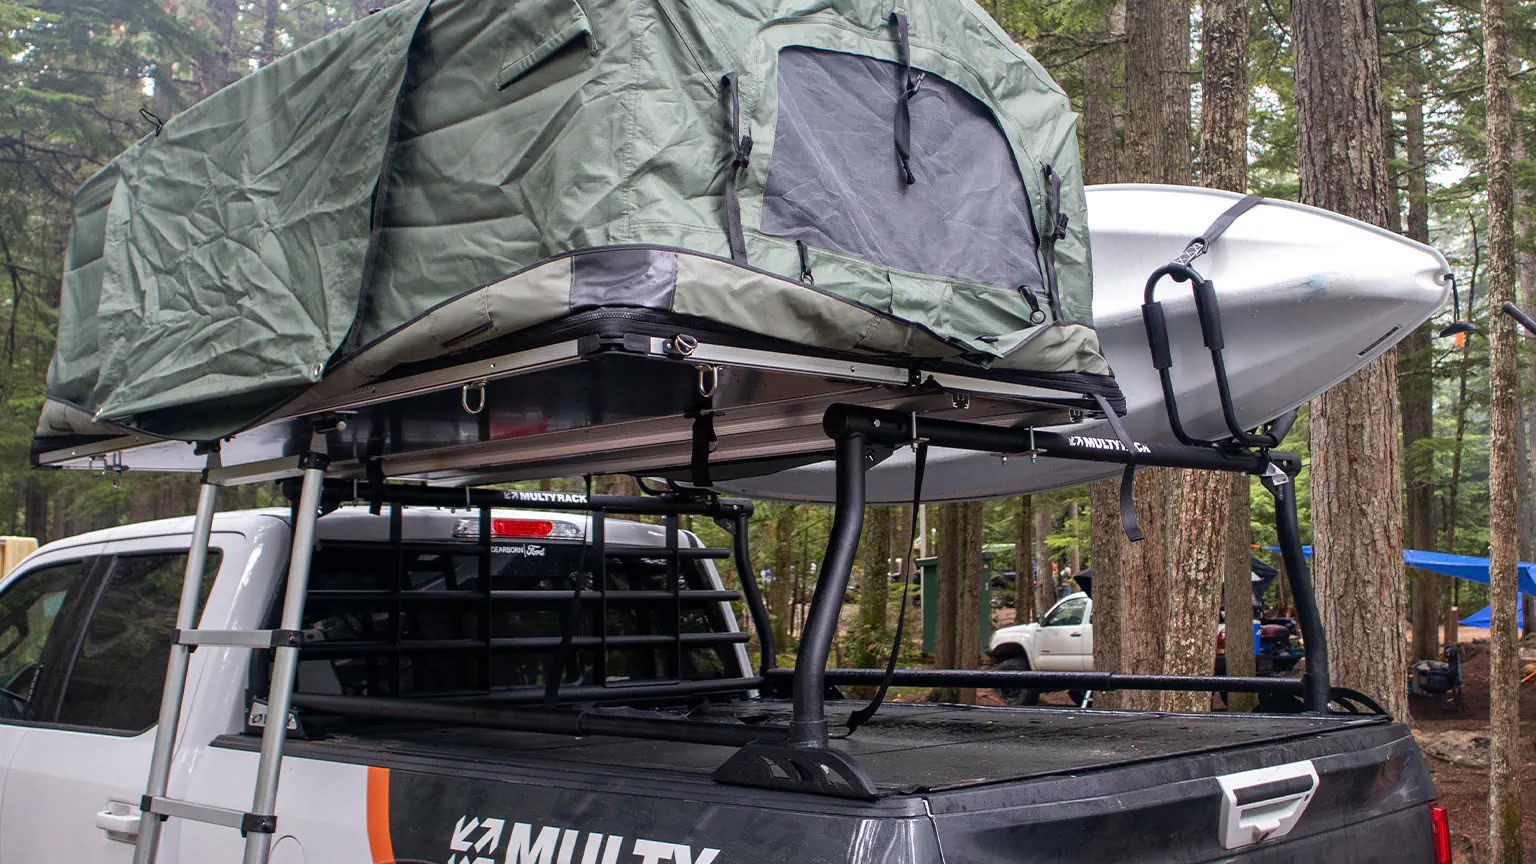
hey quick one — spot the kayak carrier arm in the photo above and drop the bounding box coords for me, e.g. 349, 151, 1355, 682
714, 402, 1336, 799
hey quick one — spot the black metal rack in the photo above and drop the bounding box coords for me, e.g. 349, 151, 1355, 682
262, 483, 774, 707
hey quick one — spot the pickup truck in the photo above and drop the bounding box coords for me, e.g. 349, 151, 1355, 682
989, 593, 1304, 706
0, 506, 1446, 863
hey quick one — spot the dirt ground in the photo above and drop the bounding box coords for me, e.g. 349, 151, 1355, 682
1409, 634, 1536, 863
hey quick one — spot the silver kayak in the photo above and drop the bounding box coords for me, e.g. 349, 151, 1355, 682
722, 184, 1451, 503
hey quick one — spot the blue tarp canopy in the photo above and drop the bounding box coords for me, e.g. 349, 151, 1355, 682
1459, 603, 1525, 628
1263, 546, 1536, 597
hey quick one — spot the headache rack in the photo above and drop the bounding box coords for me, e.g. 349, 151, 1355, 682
49, 295, 1380, 864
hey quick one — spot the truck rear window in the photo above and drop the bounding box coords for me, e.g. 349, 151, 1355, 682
290, 540, 742, 700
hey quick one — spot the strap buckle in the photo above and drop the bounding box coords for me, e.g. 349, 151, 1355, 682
1175, 239, 1208, 266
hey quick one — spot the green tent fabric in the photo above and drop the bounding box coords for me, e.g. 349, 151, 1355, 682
43, 0, 1111, 442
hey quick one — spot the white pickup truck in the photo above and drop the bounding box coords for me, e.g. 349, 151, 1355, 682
0, 505, 1443, 864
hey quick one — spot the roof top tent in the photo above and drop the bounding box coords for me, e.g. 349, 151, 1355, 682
34, 0, 1117, 482
27, 1, 1369, 860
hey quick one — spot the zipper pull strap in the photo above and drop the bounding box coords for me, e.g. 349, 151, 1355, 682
1037, 164, 1067, 320
891, 12, 919, 186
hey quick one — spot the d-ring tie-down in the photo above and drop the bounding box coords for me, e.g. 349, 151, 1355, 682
696, 365, 721, 398
461, 380, 487, 414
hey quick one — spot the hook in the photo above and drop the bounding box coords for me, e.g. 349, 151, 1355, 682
461, 380, 487, 414
696, 365, 721, 399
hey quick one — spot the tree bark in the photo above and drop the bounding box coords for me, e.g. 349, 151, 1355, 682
1081, 5, 1124, 186
1223, 474, 1258, 710
1033, 505, 1056, 621
1166, 0, 1252, 714
769, 505, 797, 661
1111, 0, 1191, 713
854, 506, 893, 669
1293, 0, 1408, 721
1015, 497, 1036, 625
1481, 0, 1525, 853
1515, 128, 1536, 641
955, 501, 986, 703
1089, 481, 1125, 707
933, 504, 963, 701
1398, 59, 1441, 665
199, 0, 239, 98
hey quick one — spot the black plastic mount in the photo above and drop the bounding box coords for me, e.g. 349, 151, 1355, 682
712, 740, 880, 800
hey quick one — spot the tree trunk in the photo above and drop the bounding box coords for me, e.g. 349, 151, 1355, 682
1033, 505, 1056, 621
955, 502, 986, 703
1089, 481, 1125, 707
1066, 500, 1082, 576
199, 0, 239, 98
1112, 0, 1191, 712
1165, 0, 1251, 715
1516, 124, 1536, 641
1481, 0, 1524, 853
854, 507, 893, 669
1223, 474, 1258, 710
1015, 497, 1036, 625
769, 505, 797, 661
1293, 0, 1408, 721
1399, 61, 1440, 665
1081, 4, 1124, 186
934, 504, 963, 701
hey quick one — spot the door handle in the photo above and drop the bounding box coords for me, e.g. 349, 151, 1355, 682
1068, 632, 1082, 638
95, 802, 141, 843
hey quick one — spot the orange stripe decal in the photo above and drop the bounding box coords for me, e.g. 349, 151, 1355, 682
366, 766, 394, 864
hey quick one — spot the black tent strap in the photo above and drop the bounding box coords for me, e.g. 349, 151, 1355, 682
844, 440, 928, 735
1038, 165, 1068, 320
890, 12, 919, 186
1177, 193, 1262, 265
719, 73, 752, 263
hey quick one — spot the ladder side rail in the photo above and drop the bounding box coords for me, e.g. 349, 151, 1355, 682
242, 440, 328, 864
134, 452, 222, 864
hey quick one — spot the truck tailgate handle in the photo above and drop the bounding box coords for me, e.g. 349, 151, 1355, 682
95, 800, 142, 843
1216, 760, 1319, 850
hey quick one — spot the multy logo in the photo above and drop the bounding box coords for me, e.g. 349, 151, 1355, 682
1066, 435, 1152, 454
500, 491, 589, 504
449, 816, 721, 864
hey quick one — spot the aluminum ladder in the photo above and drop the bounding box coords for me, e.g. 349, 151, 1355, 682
133, 433, 330, 864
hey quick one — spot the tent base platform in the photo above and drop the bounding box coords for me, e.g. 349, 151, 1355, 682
33, 312, 1112, 488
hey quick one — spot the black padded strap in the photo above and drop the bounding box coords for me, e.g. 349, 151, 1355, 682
845, 440, 927, 735
890, 12, 918, 186
1038, 165, 1068, 320
720, 73, 752, 263
1179, 194, 1262, 264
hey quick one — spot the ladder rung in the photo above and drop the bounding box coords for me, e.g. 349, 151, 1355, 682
141, 795, 276, 835
175, 628, 305, 648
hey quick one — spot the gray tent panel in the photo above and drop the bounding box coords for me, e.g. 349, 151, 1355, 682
762, 47, 1044, 303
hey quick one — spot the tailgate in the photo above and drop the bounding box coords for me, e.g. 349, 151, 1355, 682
925, 719, 1436, 863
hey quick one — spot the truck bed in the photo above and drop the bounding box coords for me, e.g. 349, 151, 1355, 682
234, 699, 1384, 795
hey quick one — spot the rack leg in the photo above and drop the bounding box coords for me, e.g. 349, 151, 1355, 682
134, 455, 221, 864
242, 443, 327, 864
1262, 466, 1331, 712
790, 432, 867, 748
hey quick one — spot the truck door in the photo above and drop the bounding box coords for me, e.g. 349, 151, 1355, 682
0, 543, 220, 864
1033, 596, 1089, 671
0, 548, 101, 863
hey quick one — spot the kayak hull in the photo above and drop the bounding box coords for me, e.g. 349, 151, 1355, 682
723, 184, 1451, 503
